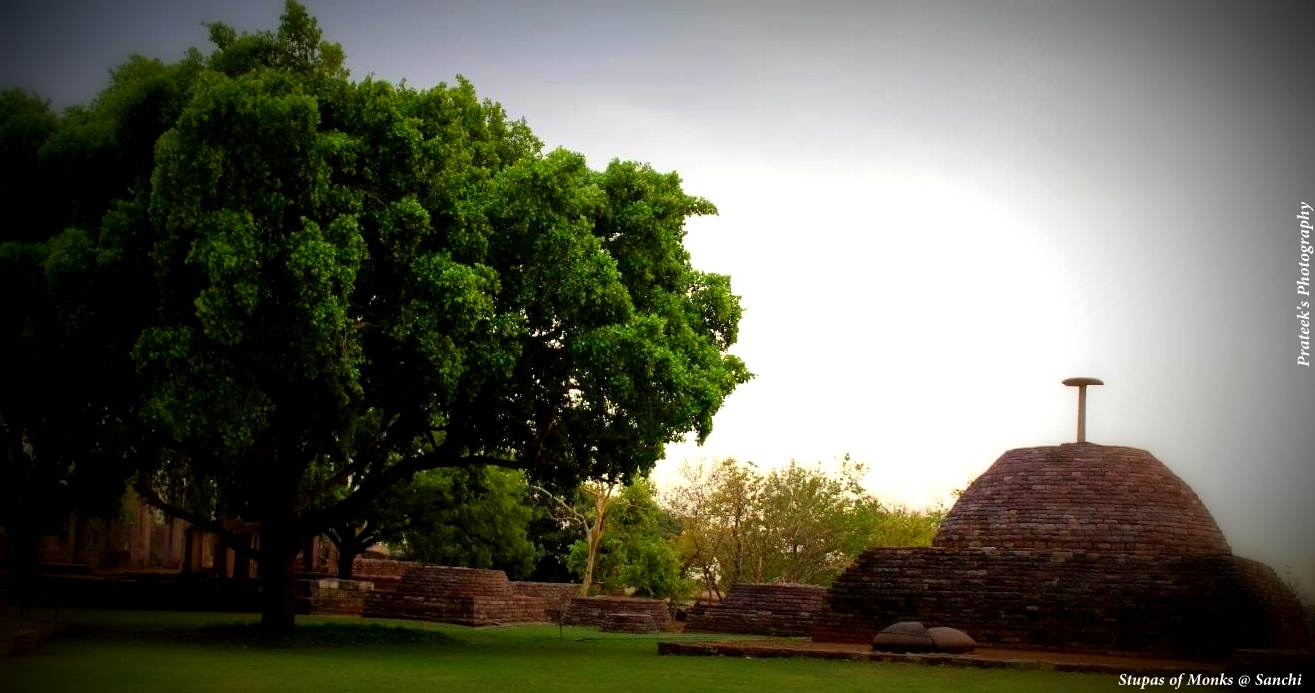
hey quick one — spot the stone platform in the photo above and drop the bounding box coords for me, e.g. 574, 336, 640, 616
685, 583, 827, 637
510, 581, 579, 621
362, 565, 544, 626
294, 578, 373, 615
351, 558, 409, 593
563, 595, 670, 632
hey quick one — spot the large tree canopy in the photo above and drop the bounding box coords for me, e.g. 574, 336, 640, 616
2, 2, 748, 631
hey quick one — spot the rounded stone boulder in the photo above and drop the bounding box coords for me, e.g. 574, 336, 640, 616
871, 621, 934, 651
927, 626, 977, 653
872, 621, 977, 653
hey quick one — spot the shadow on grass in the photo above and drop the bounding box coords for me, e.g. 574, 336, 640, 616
57, 620, 458, 649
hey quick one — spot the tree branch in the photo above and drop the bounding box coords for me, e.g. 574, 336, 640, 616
133, 480, 264, 563
294, 441, 531, 538
529, 484, 587, 529
294, 412, 404, 509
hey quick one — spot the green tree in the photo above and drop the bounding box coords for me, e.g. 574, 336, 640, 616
1, 39, 209, 578
328, 465, 539, 581
11, 2, 748, 631
564, 477, 689, 599
0, 90, 58, 242
324, 465, 431, 581
667, 458, 941, 594
533, 478, 617, 595
391, 467, 537, 577
0, 230, 137, 581
669, 458, 762, 594
754, 458, 878, 584
855, 500, 945, 548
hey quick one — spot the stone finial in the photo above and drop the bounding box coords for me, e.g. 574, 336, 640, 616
1062, 377, 1103, 443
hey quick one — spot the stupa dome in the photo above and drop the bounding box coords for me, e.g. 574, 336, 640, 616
933, 443, 1231, 556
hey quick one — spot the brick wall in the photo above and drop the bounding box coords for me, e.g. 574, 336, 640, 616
812, 547, 1310, 658
362, 565, 545, 626
562, 595, 671, 631
685, 583, 827, 637
510, 581, 579, 620
352, 558, 416, 593
294, 578, 373, 615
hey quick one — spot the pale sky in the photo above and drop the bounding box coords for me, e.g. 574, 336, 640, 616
3, 0, 1313, 587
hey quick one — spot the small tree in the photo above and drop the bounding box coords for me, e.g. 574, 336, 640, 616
667, 457, 943, 594
667, 459, 760, 598
566, 478, 689, 599
535, 478, 617, 596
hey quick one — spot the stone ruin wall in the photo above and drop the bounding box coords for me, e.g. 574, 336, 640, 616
296, 559, 413, 616
362, 565, 545, 626
562, 595, 671, 632
294, 578, 374, 615
685, 583, 828, 637
509, 581, 580, 620
811, 547, 1310, 659
351, 558, 410, 593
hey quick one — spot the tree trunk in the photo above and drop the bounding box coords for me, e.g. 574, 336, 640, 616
7, 525, 41, 608
580, 527, 599, 596
337, 546, 357, 579
579, 487, 610, 596
578, 486, 612, 599
258, 520, 297, 634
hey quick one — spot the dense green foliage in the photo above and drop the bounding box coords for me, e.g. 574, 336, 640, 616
0, 610, 1123, 693
0, 1, 748, 629
564, 478, 691, 599
326, 466, 537, 578
391, 468, 537, 577
668, 458, 943, 596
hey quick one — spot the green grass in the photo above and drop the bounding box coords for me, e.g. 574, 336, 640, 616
0, 610, 1134, 692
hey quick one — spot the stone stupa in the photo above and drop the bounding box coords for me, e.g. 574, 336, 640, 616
813, 378, 1310, 658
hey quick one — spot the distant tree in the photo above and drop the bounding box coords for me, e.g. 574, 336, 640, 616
536, 478, 617, 596
856, 501, 944, 549
755, 458, 876, 584
611, 480, 690, 599
556, 477, 689, 599
668, 459, 761, 594
8, 1, 749, 633
667, 457, 942, 594
667, 462, 728, 598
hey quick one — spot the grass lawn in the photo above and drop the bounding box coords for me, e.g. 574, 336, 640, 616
0, 609, 1151, 692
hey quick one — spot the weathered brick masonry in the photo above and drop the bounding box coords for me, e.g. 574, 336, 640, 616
351, 558, 409, 593
362, 565, 545, 626
685, 583, 827, 637
509, 581, 580, 620
935, 445, 1230, 556
814, 443, 1310, 658
562, 595, 671, 632
811, 547, 1307, 658
294, 578, 373, 615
